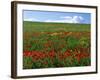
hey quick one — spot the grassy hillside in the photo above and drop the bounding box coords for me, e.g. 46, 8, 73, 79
23, 21, 90, 32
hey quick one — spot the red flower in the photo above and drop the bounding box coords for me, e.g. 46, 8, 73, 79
64, 50, 71, 58
23, 51, 32, 57
48, 50, 55, 58
31, 51, 46, 61
75, 53, 90, 61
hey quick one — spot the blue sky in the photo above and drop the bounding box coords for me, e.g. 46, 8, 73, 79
23, 10, 91, 24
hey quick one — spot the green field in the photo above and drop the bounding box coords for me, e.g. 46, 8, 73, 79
23, 21, 90, 32
23, 21, 91, 69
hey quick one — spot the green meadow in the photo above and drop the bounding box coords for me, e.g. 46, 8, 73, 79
23, 21, 90, 32
23, 21, 91, 69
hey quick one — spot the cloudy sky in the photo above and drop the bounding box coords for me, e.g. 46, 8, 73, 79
23, 10, 91, 24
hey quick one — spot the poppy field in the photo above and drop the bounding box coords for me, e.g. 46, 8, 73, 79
23, 21, 91, 69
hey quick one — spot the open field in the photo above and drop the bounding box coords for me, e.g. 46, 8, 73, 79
23, 21, 90, 32
23, 21, 91, 69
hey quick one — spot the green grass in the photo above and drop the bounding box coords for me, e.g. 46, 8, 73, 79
23, 21, 90, 32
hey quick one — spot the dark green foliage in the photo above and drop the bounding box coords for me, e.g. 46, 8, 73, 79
23, 56, 33, 69
79, 57, 91, 66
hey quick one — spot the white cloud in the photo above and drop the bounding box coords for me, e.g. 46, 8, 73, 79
45, 16, 84, 23
79, 16, 84, 20
24, 18, 39, 22
24, 16, 84, 23
72, 16, 80, 23
60, 16, 72, 19
45, 19, 73, 23
73, 16, 84, 23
